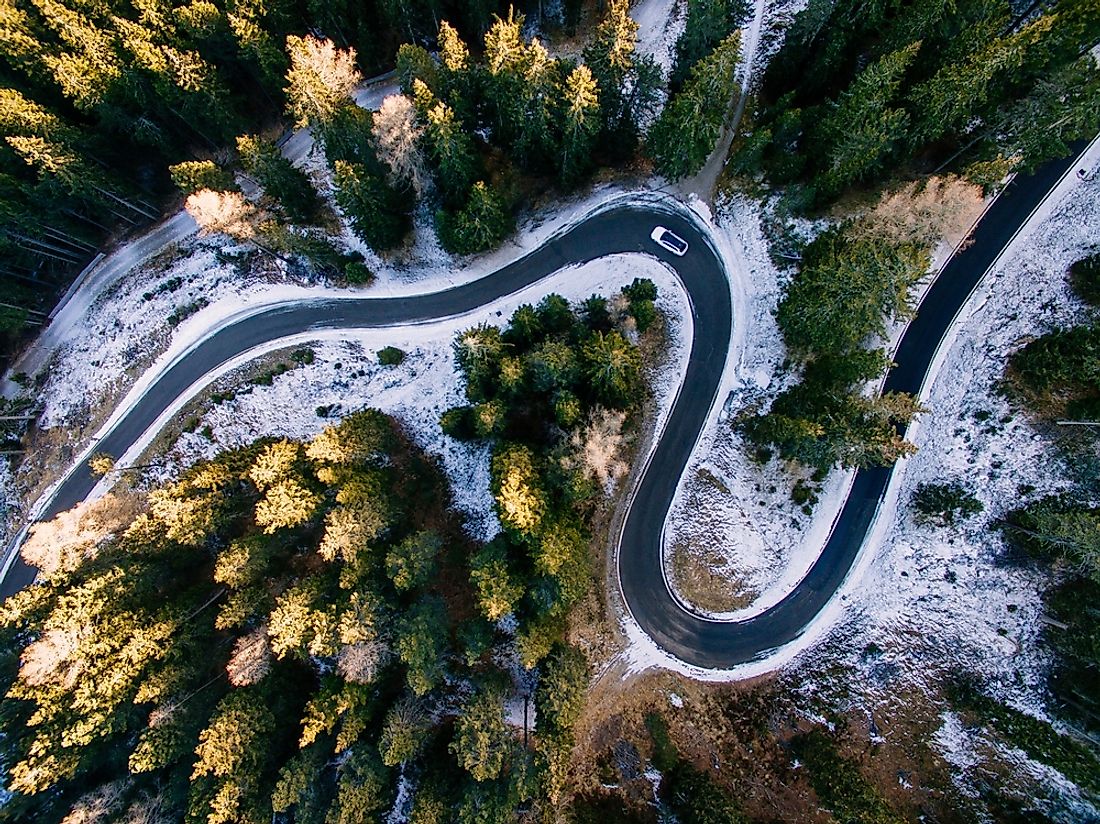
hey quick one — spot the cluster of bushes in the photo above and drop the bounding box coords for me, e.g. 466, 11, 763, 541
730, 0, 1100, 209
440, 282, 656, 679
789, 730, 905, 824
646, 712, 747, 824
1006, 252, 1100, 420
0, 410, 588, 823
994, 252, 1100, 754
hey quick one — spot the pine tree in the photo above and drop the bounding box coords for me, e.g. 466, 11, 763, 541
236, 134, 323, 224
582, 331, 642, 408
450, 689, 512, 781
583, 0, 660, 152
648, 32, 741, 180
775, 224, 928, 356
470, 540, 523, 620
559, 64, 600, 185
436, 180, 513, 255
671, 0, 746, 89
332, 160, 412, 251
395, 595, 448, 696
810, 42, 919, 199
490, 443, 546, 536
413, 80, 480, 207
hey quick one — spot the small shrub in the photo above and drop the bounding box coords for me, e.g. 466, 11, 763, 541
792, 479, 819, 507
344, 261, 375, 285
913, 481, 983, 526
630, 299, 657, 333
644, 712, 678, 773
378, 346, 406, 366
623, 278, 658, 302
440, 406, 478, 440
291, 348, 315, 365
1069, 252, 1100, 307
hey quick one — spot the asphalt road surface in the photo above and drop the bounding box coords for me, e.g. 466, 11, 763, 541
0, 146, 1085, 669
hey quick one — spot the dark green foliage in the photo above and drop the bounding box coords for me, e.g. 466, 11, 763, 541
745, 0, 1100, 206
377, 346, 406, 365
583, 331, 643, 409
332, 160, 413, 251
446, 285, 654, 665
344, 260, 376, 285
776, 224, 928, 357
623, 278, 658, 302
671, 0, 748, 90
645, 712, 679, 772
237, 134, 325, 225
648, 32, 741, 180
440, 405, 479, 440
790, 730, 905, 824
948, 679, 1100, 796
1043, 578, 1100, 734
742, 350, 921, 471
535, 645, 588, 742
0, 409, 491, 822
320, 105, 384, 173
436, 181, 514, 255
1006, 323, 1100, 420
663, 762, 746, 824
912, 481, 984, 526
583, 0, 663, 157
1070, 253, 1100, 307
1001, 496, 1100, 582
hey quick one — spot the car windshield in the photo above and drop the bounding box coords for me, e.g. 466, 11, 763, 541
663, 231, 686, 251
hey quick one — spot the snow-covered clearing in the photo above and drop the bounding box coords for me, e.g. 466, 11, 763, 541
633, 0, 685, 77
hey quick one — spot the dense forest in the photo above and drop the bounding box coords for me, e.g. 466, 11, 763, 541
0, 282, 665, 823
731, 0, 1100, 209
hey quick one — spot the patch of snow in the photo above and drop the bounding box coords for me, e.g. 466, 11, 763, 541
386, 768, 413, 824
633, 0, 685, 78
668, 692, 683, 708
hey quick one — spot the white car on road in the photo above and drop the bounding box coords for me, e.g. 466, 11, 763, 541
650, 226, 688, 256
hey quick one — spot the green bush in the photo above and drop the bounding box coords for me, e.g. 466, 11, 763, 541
378, 346, 406, 366
440, 406, 478, 440
1069, 252, 1100, 307
344, 261, 375, 285
1007, 323, 1100, 417
912, 481, 983, 526
663, 762, 746, 824
790, 730, 905, 824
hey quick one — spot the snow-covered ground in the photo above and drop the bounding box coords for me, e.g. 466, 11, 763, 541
633, 0, 685, 77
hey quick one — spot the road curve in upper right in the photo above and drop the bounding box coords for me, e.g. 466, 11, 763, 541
618, 145, 1085, 669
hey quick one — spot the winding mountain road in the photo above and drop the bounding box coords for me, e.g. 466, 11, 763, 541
0, 145, 1086, 670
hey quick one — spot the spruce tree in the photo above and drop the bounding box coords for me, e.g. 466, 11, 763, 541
332, 160, 412, 251
648, 32, 741, 180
